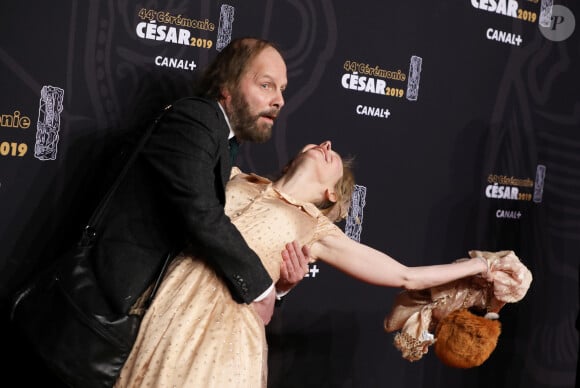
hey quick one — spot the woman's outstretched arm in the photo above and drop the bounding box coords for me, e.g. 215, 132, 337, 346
310, 233, 488, 290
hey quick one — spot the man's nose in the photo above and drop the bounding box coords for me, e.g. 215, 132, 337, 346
272, 90, 284, 110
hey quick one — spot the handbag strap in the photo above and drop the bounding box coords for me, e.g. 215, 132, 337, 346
81, 104, 172, 245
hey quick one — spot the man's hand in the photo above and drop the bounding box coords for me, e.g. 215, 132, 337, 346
276, 241, 311, 295
251, 288, 276, 325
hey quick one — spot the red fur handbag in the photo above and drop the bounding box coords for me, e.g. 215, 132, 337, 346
434, 309, 501, 368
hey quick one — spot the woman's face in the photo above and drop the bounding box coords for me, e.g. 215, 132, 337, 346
296, 141, 344, 188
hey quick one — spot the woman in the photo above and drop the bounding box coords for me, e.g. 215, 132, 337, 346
115, 141, 490, 387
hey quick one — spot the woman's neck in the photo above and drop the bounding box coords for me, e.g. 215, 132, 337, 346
272, 172, 322, 205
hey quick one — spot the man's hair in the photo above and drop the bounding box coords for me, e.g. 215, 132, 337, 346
196, 37, 281, 99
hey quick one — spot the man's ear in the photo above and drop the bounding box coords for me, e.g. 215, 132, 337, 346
220, 86, 231, 102
325, 189, 337, 204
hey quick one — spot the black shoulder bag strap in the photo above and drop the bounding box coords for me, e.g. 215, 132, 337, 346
82, 103, 174, 307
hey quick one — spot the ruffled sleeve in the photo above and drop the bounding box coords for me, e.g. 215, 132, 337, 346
469, 250, 533, 303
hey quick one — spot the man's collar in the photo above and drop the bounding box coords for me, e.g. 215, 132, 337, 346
217, 101, 235, 139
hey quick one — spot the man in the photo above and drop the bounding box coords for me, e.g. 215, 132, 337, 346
94, 37, 307, 326
9, 37, 307, 388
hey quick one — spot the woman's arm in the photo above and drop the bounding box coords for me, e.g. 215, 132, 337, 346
310, 233, 487, 290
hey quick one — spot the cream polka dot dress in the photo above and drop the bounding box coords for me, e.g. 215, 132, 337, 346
115, 168, 341, 388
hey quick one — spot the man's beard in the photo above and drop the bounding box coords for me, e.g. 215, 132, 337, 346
227, 90, 278, 143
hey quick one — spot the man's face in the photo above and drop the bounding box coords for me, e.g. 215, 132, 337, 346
225, 46, 287, 143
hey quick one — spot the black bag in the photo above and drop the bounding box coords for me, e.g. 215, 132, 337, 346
10, 108, 171, 388
10, 233, 139, 387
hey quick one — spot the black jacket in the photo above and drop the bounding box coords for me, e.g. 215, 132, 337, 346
93, 97, 272, 313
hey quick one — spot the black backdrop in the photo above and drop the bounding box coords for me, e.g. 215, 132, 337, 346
1, 1, 578, 387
